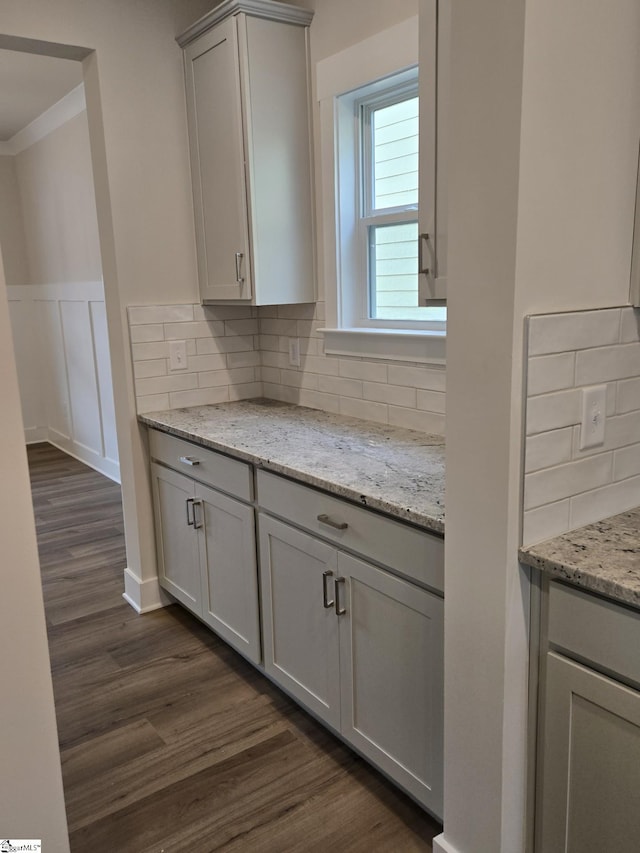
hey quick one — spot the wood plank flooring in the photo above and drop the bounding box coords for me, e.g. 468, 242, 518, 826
28, 442, 441, 852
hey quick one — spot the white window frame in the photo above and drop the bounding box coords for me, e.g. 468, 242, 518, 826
317, 5, 448, 365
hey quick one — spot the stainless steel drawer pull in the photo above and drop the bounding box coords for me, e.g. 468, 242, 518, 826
322, 570, 334, 609
179, 456, 200, 466
334, 577, 346, 616
317, 513, 348, 531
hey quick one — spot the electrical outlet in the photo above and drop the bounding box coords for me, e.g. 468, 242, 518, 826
579, 385, 607, 450
288, 337, 300, 368
169, 340, 187, 371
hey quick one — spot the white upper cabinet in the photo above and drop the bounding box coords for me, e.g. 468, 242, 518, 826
179, 0, 316, 305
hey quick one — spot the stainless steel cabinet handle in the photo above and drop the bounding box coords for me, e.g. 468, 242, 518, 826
322, 570, 334, 608
334, 577, 346, 616
418, 232, 430, 276
192, 499, 203, 530
235, 252, 244, 283
179, 456, 200, 466
186, 497, 195, 526
317, 513, 348, 531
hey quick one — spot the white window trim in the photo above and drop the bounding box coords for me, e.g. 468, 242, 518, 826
316, 13, 446, 365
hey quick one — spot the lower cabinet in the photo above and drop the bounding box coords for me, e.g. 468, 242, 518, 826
151, 461, 260, 664
536, 581, 640, 853
259, 513, 444, 817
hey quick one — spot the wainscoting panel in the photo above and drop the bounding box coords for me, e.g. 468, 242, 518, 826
7, 282, 119, 482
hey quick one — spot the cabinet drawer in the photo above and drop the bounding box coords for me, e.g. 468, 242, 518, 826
148, 429, 253, 502
548, 581, 640, 687
257, 470, 443, 593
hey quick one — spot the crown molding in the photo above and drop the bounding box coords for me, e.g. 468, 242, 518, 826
4, 83, 86, 156
177, 0, 313, 47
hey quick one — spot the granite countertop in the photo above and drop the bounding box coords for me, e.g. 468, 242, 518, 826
519, 507, 640, 610
139, 399, 445, 534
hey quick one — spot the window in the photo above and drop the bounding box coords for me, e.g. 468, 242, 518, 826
317, 8, 447, 364
357, 78, 445, 325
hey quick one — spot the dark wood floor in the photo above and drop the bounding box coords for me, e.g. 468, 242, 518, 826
28, 442, 441, 852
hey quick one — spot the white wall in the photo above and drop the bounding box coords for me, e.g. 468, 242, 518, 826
0, 248, 69, 851
0, 100, 119, 479
439, 1, 640, 852
0, 155, 29, 285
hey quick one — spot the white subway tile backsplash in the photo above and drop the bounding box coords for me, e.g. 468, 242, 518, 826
522, 308, 640, 545
128, 304, 194, 325
613, 443, 640, 482
619, 307, 640, 343
416, 389, 446, 415
524, 452, 613, 511
260, 317, 298, 337
130, 323, 165, 343
387, 364, 446, 391
569, 475, 640, 530
339, 396, 388, 424
526, 388, 581, 435
134, 359, 167, 379
317, 374, 363, 398
228, 382, 263, 401
227, 350, 261, 369
527, 352, 576, 396
616, 376, 640, 413
525, 428, 573, 474
281, 369, 319, 390
528, 309, 620, 356
575, 342, 640, 386
338, 359, 388, 383
297, 389, 341, 414
137, 393, 170, 414
388, 405, 445, 435
224, 318, 259, 336
522, 500, 571, 546
132, 341, 171, 361
136, 374, 198, 397
363, 381, 416, 408
164, 320, 225, 339
170, 386, 230, 408
188, 353, 228, 372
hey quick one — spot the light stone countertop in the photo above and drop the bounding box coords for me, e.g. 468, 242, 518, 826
519, 507, 640, 610
139, 399, 445, 535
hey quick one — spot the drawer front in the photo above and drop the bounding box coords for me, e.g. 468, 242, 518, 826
257, 469, 443, 593
149, 429, 253, 502
548, 581, 640, 687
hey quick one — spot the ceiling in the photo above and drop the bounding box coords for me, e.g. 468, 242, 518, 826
0, 49, 83, 142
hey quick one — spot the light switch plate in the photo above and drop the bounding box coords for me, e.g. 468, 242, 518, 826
169, 340, 187, 371
579, 385, 606, 450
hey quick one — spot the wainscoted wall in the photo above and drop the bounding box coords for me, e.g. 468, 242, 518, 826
127, 301, 447, 435
7, 282, 119, 481
523, 306, 640, 546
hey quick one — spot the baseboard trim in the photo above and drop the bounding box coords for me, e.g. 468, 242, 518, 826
25, 427, 49, 443
122, 567, 171, 614
433, 834, 463, 853
48, 432, 120, 483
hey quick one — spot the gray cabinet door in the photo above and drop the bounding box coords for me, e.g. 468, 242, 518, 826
198, 482, 260, 664
338, 551, 443, 817
151, 463, 201, 613
184, 16, 251, 302
538, 651, 640, 853
258, 515, 341, 729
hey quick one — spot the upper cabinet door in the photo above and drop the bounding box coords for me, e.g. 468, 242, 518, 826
184, 17, 252, 302
418, 0, 449, 306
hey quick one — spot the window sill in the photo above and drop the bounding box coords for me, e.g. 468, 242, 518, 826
320, 327, 446, 365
